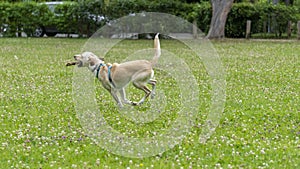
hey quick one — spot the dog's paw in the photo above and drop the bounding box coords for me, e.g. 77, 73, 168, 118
117, 103, 124, 108
123, 100, 133, 105
131, 102, 138, 106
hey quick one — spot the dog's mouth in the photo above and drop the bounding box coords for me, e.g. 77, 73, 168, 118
77, 60, 83, 67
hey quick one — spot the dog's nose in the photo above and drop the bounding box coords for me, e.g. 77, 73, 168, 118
74, 55, 76, 59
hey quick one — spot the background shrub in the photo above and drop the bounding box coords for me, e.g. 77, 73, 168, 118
0, 1, 299, 38
0, 2, 11, 36
75, 0, 107, 37
53, 2, 78, 35
257, 3, 299, 37
226, 3, 260, 38
105, 0, 195, 36
193, 2, 211, 34
0, 2, 53, 37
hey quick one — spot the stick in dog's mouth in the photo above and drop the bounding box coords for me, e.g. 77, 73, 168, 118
66, 61, 79, 66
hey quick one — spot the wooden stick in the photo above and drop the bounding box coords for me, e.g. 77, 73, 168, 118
66, 61, 78, 66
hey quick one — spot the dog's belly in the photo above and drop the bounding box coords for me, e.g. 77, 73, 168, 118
112, 77, 132, 89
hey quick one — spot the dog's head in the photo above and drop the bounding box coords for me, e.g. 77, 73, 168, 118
73, 52, 104, 67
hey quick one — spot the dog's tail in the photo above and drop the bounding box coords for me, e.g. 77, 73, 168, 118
152, 33, 161, 66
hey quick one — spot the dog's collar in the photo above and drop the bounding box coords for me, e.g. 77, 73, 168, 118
107, 65, 116, 87
95, 63, 116, 88
95, 63, 105, 79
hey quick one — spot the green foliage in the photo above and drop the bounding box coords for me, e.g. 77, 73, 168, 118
0, 2, 11, 35
192, 2, 211, 33
105, 0, 195, 35
105, 0, 300, 38
256, 3, 299, 36
76, 0, 107, 37
53, 2, 78, 35
226, 2, 299, 38
0, 1, 107, 37
52, 0, 107, 37
226, 3, 260, 37
0, 2, 52, 37
20, 2, 53, 37
1, 0, 300, 38
105, 0, 194, 20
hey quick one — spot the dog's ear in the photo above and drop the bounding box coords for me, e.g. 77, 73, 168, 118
87, 56, 95, 66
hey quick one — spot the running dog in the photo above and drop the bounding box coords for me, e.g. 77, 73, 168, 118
66, 33, 161, 107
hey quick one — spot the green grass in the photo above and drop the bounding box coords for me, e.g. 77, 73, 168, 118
0, 38, 299, 168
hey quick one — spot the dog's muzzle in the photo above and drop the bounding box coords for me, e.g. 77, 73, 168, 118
73, 56, 82, 67
77, 61, 83, 67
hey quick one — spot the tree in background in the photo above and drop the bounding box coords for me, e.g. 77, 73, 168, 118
206, 0, 234, 39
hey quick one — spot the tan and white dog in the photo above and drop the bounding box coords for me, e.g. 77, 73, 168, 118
66, 33, 161, 107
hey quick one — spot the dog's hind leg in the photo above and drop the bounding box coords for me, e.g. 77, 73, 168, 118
133, 82, 152, 105
148, 79, 156, 99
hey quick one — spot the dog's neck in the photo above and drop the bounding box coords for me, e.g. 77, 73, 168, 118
88, 59, 103, 72
89, 62, 106, 79
89, 63, 100, 73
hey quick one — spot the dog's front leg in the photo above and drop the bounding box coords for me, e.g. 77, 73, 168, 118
119, 88, 136, 105
110, 89, 123, 107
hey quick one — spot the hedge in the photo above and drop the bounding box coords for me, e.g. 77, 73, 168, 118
0, 2, 52, 37
104, 0, 196, 36
194, 2, 299, 37
105, 1, 300, 38
105, 0, 190, 18
0, 1, 299, 38
192, 2, 212, 34
256, 3, 299, 37
0, 1, 107, 37
226, 3, 260, 37
226, 3, 299, 38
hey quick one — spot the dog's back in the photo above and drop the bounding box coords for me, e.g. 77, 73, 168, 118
110, 60, 153, 88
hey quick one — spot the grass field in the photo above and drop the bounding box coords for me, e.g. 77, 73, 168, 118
0, 38, 299, 168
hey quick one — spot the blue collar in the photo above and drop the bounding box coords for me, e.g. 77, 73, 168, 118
95, 63, 115, 87
107, 65, 115, 87
96, 63, 105, 79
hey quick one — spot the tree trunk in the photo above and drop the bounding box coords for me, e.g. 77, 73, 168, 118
206, 0, 234, 39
